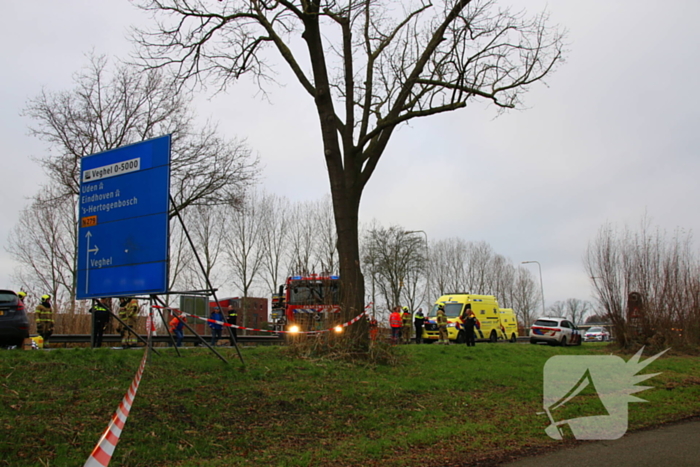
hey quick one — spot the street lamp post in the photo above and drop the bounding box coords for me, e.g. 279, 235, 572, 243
522, 260, 546, 316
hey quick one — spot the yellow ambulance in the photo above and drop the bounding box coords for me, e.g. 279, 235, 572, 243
422, 294, 507, 343
499, 308, 519, 342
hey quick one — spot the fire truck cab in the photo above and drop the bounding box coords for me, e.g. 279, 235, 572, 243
272, 275, 341, 332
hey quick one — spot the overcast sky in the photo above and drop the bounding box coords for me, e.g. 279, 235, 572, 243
2, 1, 699, 311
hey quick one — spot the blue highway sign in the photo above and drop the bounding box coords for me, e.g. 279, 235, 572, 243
76, 135, 171, 299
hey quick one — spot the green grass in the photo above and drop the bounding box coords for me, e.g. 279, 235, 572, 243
0, 342, 698, 466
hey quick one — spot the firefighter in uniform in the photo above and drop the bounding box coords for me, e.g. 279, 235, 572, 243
401, 307, 412, 344
437, 303, 449, 344
35, 294, 54, 348
118, 297, 139, 348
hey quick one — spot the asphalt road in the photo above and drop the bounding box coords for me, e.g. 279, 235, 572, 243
500, 418, 700, 467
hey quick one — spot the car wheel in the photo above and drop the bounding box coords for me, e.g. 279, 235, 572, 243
530, 339, 537, 345
509, 333, 517, 343
489, 330, 498, 343
560, 336, 567, 347
456, 330, 466, 344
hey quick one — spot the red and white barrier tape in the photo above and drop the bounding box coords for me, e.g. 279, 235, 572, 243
84, 310, 153, 466
155, 303, 371, 334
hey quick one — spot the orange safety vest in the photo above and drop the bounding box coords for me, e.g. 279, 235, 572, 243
389, 312, 402, 328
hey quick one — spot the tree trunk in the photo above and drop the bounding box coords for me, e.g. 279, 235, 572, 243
331, 186, 366, 341
302, 8, 368, 344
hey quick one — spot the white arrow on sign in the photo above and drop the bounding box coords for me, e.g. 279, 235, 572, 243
85, 231, 100, 294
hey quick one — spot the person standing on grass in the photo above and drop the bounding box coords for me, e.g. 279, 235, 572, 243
118, 297, 139, 348
414, 308, 425, 344
209, 308, 224, 346
368, 315, 379, 342
35, 294, 54, 348
227, 303, 238, 345
461, 304, 477, 347
90, 298, 111, 348
389, 306, 402, 344
436, 304, 449, 344
401, 307, 412, 344
169, 312, 186, 347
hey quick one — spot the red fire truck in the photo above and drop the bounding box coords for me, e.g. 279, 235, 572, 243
271, 274, 341, 332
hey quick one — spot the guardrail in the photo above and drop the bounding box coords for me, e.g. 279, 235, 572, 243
41, 334, 283, 346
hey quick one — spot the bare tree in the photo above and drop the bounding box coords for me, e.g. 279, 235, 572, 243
167, 213, 195, 299
585, 219, 700, 348
402, 261, 427, 314
464, 241, 496, 294
315, 195, 339, 275
179, 204, 228, 290
258, 192, 292, 294
18, 55, 258, 309
362, 226, 424, 311
427, 238, 468, 298
134, 0, 565, 337
547, 299, 591, 325
23, 54, 259, 210
585, 223, 628, 342
286, 200, 319, 275
487, 254, 515, 302
505, 267, 541, 327
6, 185, 77, 308
547, 300, 566, 318
223, 191, 265, 328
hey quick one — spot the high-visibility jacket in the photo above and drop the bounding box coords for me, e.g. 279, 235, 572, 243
402, 312, 412, 326
35, 303, 53, 323
92, 303, 109, 313
414, 312, 425, 327
119, 299, 138, 319
169, 316, 186, 332
389, 311, 402, 328
437, 310, 447, 326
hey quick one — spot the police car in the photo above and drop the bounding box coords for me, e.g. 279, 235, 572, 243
529, 317, 581, 346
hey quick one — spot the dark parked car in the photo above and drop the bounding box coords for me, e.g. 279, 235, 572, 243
0, 290, 30, 347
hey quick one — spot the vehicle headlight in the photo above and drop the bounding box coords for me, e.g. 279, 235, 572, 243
447, 323, 456, 328
289, 325, 300, 333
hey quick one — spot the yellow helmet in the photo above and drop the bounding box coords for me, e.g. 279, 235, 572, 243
41, 294, 51, 301
402, 306, 409, 312
17, 291, 27, 299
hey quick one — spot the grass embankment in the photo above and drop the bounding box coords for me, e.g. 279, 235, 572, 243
1, 343, 698, 466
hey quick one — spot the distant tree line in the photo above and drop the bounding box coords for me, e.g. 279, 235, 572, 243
361, 225, 541, 326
